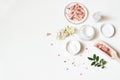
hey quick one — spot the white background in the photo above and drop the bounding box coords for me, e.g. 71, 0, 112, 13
0, 0, 120, 80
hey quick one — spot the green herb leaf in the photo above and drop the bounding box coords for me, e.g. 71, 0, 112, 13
95, 63, 99, 66
102, 66, 105, 69
96, 56, 99, 62
100, 59, 104, 63
88, 57, 94, 60
91, 62, 96, 66
88, 54, 107, 69
97, 64, 101, 67
93, 54, 96, 59
102, 61, 107, 65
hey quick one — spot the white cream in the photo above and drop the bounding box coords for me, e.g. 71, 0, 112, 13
79, 25, 95, 41
66, 40, 81, 55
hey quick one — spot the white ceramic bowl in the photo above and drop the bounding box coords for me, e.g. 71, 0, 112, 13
79, 25, 95, 41
64, 2, 88, 24
66, 40, 81, 55
101, 23, 115, 38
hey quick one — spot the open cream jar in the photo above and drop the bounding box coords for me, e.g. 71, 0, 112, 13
66, 40, 81, 55
78, 25, 95, 41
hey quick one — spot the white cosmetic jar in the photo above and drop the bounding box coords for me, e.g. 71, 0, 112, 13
78, 25, 95, 41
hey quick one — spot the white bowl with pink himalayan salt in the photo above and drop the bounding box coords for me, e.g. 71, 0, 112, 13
64, 2, 88, 24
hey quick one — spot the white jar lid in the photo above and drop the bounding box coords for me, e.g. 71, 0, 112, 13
101, 23, 115, 38
79, 25, 95, 41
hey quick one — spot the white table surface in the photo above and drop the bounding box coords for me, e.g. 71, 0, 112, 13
0, 0, 120, 80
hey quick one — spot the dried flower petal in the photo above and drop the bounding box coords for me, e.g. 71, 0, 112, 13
46, 33, 51, 36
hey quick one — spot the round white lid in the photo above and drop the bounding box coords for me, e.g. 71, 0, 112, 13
101, 23, 115, 38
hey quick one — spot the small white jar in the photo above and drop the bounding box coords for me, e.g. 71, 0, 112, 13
66, 40, 81, 55
78, 25, 95, 41
93, 12, 102, 22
